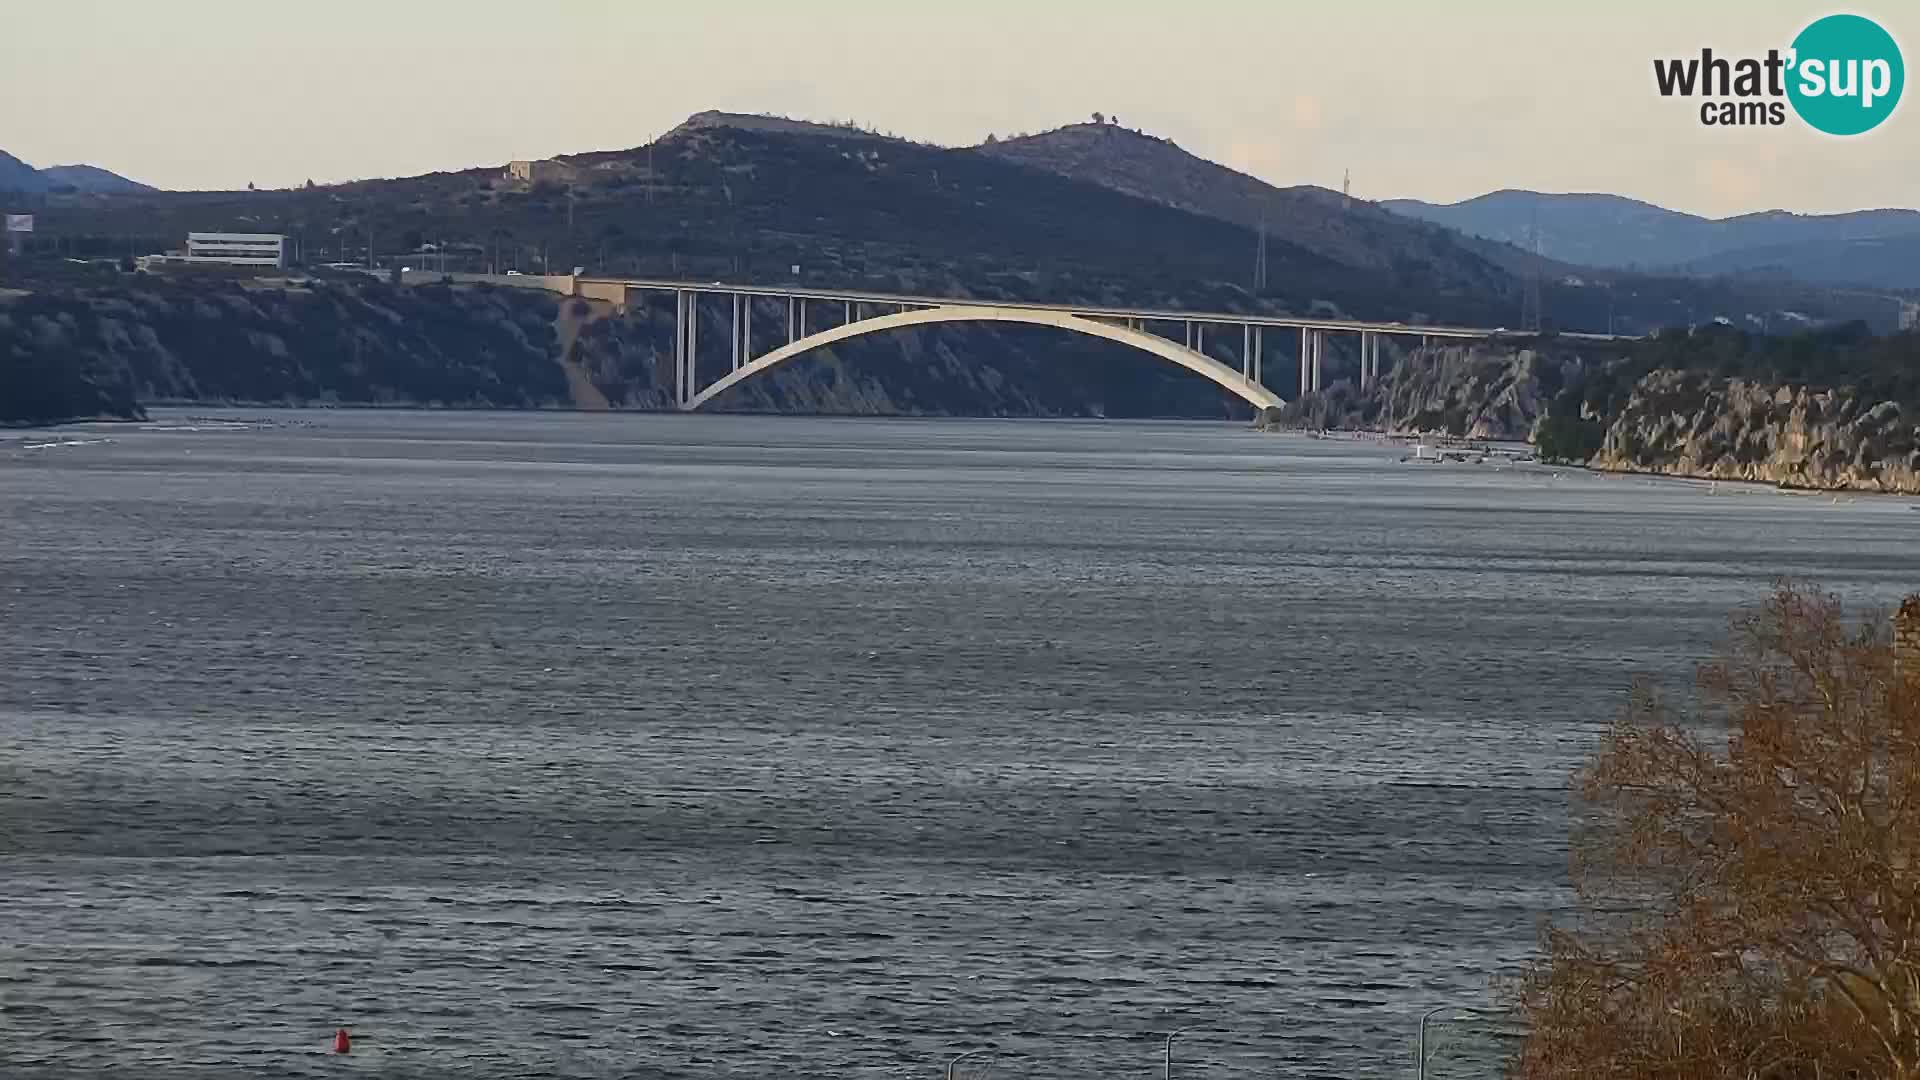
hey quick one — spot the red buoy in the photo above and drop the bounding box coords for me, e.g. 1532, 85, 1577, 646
333, 1028, 352, 1054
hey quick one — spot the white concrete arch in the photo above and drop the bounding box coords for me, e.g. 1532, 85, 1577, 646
682, 304, 1285, 412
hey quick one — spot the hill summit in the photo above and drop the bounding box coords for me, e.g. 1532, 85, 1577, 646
978, 122, 1510, 298
0, 148, 155, 194
666, 110, 904, 144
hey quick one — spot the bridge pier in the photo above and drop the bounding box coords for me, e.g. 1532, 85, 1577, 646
1299, 327, 1310, 398
731, 294, 742, 372
1296, 328, 1323, 395
674, 289, 699, 408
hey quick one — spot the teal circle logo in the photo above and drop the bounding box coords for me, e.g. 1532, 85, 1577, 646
1787, 14, 1904, 135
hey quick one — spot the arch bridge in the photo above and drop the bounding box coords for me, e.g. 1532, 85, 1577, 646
571, 276, 1532, 412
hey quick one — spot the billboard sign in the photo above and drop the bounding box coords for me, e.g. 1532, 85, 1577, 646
4, 214, 32, 233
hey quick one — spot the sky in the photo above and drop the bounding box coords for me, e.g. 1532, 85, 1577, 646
1, 0, 1912, 218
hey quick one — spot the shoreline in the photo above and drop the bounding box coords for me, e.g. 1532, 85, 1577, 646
1264, 423, 1920, 501
1, 412, 146, 430
1587, 460, 1920, 499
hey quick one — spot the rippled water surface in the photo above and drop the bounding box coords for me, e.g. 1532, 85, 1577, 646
4, 410, 1916, 1078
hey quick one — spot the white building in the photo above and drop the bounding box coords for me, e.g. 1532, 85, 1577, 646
1902, 301, 1918, 331
504, 159, 576, 185
184, 232, 287, 268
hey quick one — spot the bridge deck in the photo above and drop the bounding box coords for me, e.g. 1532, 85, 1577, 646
578, 276, 1621, 342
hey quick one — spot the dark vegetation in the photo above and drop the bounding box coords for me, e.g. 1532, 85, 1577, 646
1532, 413, 1606, 464
1549, 322, 1920, 434
0, 329, 144, 425
0, 274, 564, 423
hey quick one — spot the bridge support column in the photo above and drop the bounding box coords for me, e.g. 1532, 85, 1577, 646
731, 293, 742, 372
675, 290, 695, 408
1241, 324, 1252, 383
1299, 327, 1310, 397
1254, 325, 1263, 387
686, 291, 700, 406
1310, 329, 1323, 394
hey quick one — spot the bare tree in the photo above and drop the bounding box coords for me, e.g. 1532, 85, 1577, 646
1511, 585, 1920, 1078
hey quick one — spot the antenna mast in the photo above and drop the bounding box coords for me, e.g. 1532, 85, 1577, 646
1254, 208, 1269, 291
1522, 205, 1544, 332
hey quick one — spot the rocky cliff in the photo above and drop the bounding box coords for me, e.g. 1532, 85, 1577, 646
1273, 341, 1585, 440
1275, 329, 1920, 495
1589, 371, 1920, 493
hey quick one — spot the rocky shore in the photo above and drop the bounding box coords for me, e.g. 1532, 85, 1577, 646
1270, 332, 1920, 495
1588, 372, 1920, 494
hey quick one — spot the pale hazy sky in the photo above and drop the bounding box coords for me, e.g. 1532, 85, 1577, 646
2, 0, 1911, 217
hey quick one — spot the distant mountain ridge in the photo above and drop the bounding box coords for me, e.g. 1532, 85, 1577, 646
0, 149, 154, 194
1382, 189, 1920, 289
